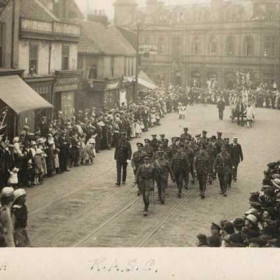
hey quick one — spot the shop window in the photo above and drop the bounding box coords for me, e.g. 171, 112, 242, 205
111, 56, 115, 77
62, 45, 70, 70
208, 37, 217, 55
191, 36, 200, 54
29, 42, 39, 75
264, 36, 276, 57
88, 65, 97, 79
244, 36, 254, 56
226, 35, 234, 56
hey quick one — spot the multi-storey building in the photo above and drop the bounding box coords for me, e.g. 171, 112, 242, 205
78, 17, 137, 110
114, 0, 280, 89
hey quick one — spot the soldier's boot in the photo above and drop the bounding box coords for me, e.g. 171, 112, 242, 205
177, 185, 182, 198
144, 202, 149, 216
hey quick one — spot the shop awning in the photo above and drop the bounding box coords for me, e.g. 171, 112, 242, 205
128, 71, 158, 90
137, 77, 158, 90
0, 75, 53, 114
106, 81, 119, 91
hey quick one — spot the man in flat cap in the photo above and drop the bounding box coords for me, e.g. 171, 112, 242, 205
114, 132, 132, 186
231, 137, 243, 182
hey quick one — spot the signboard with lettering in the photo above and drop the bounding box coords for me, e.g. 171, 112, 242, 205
54, 71, 83, 93
21, 19, 52, 33
139, 45, 158, 55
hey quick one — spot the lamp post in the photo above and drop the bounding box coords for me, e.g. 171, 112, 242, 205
135, 23, 140, 104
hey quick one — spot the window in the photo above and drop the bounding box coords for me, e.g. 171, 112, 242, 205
88, 64, 97, 79
172, 35, 182, 55
264, 36, 276, 57
61, 45, 70, 70
208, 37, 217, 55
244, 36, 254, 56
158, 37, 165, 54
124, 57, 127, 76
226, 35, 234, 56
111, 56, 115, 77
29, 42, 38, 75
191, 36, 200, 54
131, 58, 134, 76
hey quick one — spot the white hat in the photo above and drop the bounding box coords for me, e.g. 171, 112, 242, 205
245, 214, 258, 224
273, 178, 280, 186
1, 187, 14, 198
245, 208, 259, 216
88, 139, 95, 144
36, 148, 43, 155
30, 141, 37, 146
14, 189, 26, 200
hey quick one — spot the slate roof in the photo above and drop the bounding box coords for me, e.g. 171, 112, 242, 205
21, 0, 58, 21
78, 21, 136, 56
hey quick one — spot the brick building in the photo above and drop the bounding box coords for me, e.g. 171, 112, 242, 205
114, 0, 280, 89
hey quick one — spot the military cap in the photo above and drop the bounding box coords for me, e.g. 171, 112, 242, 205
163, 139, 169, 143
136, 143, 144, 147
195, 134, 201, 138
151, 134, 157, 137
211, 223, 221, 231
159, 134, 165, 137
142, 155, 151, 161
183, 127, 189, 131
1, 187, 14, 198
211, 135, 217, 140
202, 130, 207, 134
144, 139, 150, 143
171, 137, 179, 141
217, 132, 222, 135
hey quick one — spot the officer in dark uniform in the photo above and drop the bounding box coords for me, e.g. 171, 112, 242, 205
224, 138, 233, 187
142, 139, 154, 159
153, 151, 175, 204
136, 156, 156, 216
180, 128, 191, 141
168, 137, 179, 161
214, 145, 232, 197
150, 134, 159, 152
194, 144, 210, 199
206, 138, 216, 184
153, 143, 168, 161
231, 137, 243, 181
114, 132, 132, 186
171, 142, 190, 198
215, 132, 224, 154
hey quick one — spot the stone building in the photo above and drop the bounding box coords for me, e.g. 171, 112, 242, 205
114, 0, 280, 89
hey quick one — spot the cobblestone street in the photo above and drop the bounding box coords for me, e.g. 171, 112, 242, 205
27, 105, 280, 247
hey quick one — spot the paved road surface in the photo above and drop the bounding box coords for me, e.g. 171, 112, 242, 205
26, 105, 280, 247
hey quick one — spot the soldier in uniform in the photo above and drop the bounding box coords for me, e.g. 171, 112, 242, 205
171, 142, 190, 198
168, 137, 179, 161
215, 132, 224, 155
153, 151, 175, 204
114, 132, 132, 186
231, 137, 243, 181
131, 143, 147, 175
180, 127, 191, 141
201, 130, 208, 146
136, 156, 156, 216
142, 139, 154, 159
150, 134, 159, 152
194, 144, 210, 199
184, 139, 195, 184
206, 137, 216, 184
159, 134, 166, 143
153, 143, 168, 161
214, 145, 233, 197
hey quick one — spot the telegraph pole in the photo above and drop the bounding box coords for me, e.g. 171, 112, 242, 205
135, 23, 140, 103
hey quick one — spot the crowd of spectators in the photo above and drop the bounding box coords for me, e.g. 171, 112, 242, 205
0, 89, 174, 191
197, 161, 280, 247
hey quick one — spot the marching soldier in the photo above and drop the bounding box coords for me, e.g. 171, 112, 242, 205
214, 145, 233, 197
150, 134, 159, 152
142, 139, 154, 159
184, 140, 195, 185
136, 156, 156, 216
131, 143, 147, 175
180, 127, 191, 141
159, 134, 166, 143
231, 137, 243, 182
206, 138, 216, 184
201, 130, 208, 146
171, 142, 190, 198
194, 144, 210, 199
215, 132, 224, 155
154, 151, 175, 204
114, 132, 132, 186
168, 137, 179, 161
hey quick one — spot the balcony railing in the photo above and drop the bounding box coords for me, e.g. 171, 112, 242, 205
20, 18, 80, 38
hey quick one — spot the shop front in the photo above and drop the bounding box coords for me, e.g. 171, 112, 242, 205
54, 70, 83, 120
104, 81, 120, 110
85, 80, 107, 111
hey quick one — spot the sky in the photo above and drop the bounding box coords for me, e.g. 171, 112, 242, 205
75, 0, 209, 19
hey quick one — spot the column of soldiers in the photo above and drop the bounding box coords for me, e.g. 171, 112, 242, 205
116, 128, 243, 217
